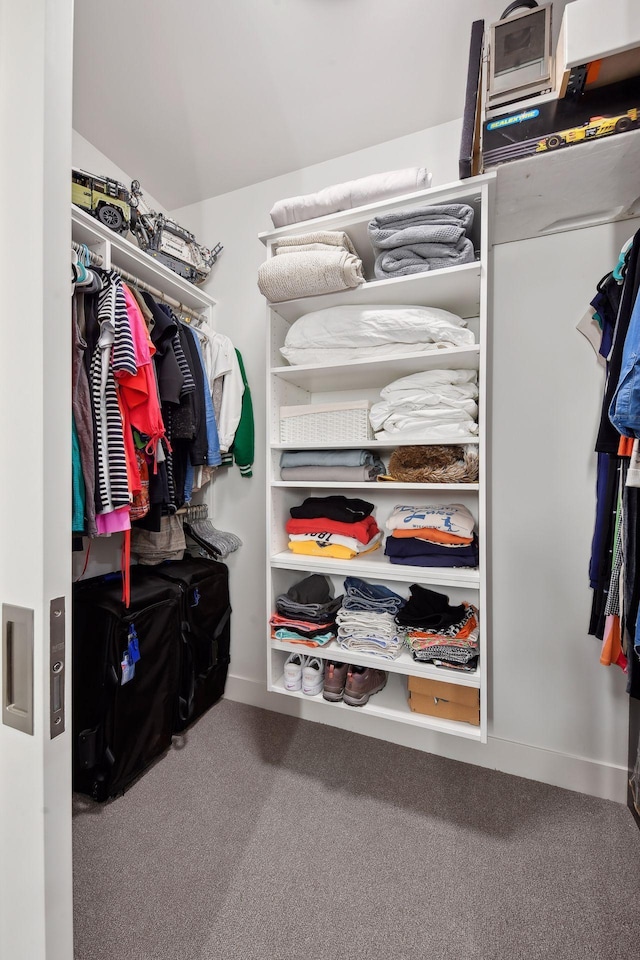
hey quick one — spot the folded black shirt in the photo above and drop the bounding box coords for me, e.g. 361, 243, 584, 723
290, 496, 374, 523
396, 584, 467, 629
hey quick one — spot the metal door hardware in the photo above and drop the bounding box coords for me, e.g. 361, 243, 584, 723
50, 598, 66, 738
2, 604, 34, 735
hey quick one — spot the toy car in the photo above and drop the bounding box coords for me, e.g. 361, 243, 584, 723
130, 181, 222, 285
72, 168, 137, 234
536, 108, 639, 151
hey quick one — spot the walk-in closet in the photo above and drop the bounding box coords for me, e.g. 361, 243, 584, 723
1, 2, 640, 960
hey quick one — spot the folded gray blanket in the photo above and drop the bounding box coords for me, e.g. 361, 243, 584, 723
371, 223, 466, 249
368, 203, 474, 247
269, 168, 431, 228
374, 238, 475, 279
280, 463, 386, 482
280, 449, 380, 468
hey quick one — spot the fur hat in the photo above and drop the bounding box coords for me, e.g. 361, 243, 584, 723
388, 445, 479, 483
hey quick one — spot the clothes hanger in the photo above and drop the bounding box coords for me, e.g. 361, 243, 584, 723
613, 235, 635, 282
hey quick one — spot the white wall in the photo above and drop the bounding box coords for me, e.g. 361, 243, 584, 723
171, 120, 630, 802
73, 129, 168, 215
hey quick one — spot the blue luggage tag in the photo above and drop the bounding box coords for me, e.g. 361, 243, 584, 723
128, 624, 141, 664
121, 652, 135, 685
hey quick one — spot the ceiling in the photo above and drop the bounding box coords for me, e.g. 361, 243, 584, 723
73, 0, 569, 210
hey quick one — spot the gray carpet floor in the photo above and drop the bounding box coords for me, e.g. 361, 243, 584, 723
73, 699, 640, 960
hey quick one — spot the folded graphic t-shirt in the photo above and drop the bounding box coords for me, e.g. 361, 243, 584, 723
288, 536, 382, 561
386, 503, 475, 538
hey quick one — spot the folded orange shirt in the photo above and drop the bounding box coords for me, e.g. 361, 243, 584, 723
391, 528, 473, 545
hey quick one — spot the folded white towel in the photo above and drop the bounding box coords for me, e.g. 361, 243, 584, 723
258, 231, 365, 302
272, 231, 359, 256
270, 168, 432, 228
374, 422, 479, 442
258, 251, 364, 302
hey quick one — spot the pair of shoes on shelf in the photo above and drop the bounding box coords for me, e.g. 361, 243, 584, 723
323, 661, 387, 707
284, 653, 324, 696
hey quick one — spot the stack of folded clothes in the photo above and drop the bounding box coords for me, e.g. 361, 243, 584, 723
270, 574, 342, 647
280, 449, 386, 482
269, 167, 431, 227
396, 584, 480, 671
286, 496, 382, 560
279, 304, 475, 367
368, 203, 475, 280
384, 503, 479, 568
370, 370, 479, 442
257, 231, 364, 302
336, 576, 406, 660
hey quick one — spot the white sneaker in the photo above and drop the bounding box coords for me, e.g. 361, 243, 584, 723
284, 652, 307, 691
302, 657, 325, 696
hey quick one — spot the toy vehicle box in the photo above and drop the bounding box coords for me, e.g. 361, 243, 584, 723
482, 76, 640, 169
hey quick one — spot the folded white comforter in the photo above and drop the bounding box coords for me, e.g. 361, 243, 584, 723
270, 168, 432, 228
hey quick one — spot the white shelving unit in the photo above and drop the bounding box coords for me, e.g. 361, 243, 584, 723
261, 175, 492, 742
72, 205, 216, 321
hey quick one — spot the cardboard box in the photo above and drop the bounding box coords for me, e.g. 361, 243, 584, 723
407, 676, 480, 726
482, 77, 640, 169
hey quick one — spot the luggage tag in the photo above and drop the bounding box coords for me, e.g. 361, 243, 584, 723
121, 651, 135, 685
127, 624, 141, 664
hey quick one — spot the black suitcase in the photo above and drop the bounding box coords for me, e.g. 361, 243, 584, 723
145, 555, 231, 731
73, 567, 183, 801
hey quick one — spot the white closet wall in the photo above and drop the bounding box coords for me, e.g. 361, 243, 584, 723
73, 130, 168, 214
165, 117, 633, 802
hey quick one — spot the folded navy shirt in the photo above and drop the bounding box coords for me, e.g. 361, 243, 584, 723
385, 533, 479, 567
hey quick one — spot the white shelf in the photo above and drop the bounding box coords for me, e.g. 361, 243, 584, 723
271, 481, 480, 491
493, 128, 640, 245
270, 548, 480, 588
268, 262, 482, 324
71, 206, 216, 313
264, 176, 490, 744
271, 345, 480, 392
270, 671, 482, 740
271, 438, 480, 450
270, 639, 480, 687
259, 174, 492, 243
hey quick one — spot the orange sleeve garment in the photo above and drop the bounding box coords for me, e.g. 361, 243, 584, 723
390, 528, 473, 545
618, 435, 634, 457
600, 614, 627, 670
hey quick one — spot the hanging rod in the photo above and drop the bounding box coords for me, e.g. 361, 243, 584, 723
176, 502, 209, 519
71, 240, 208, 324
72, 240, 103, 266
